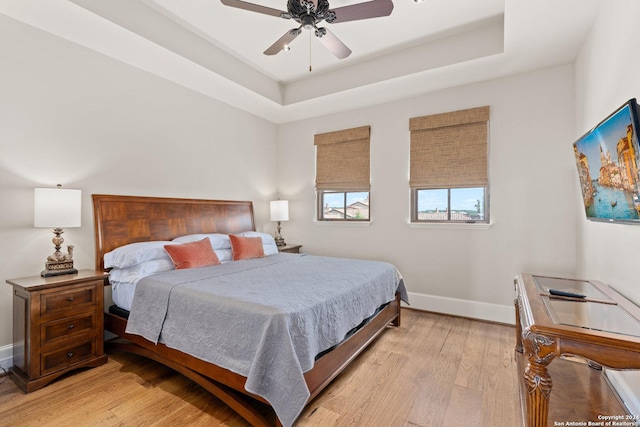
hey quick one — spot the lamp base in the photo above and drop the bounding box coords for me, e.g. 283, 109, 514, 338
41, 260, 78, 277
41, 268, 78, 278
274, 221, 286, 246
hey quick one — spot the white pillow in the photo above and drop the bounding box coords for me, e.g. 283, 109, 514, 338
238, 231, 279, 255
172, 233, 231, 250
104, 241, 172, 269
215, 248, 233, 263
108, 258, 175, 283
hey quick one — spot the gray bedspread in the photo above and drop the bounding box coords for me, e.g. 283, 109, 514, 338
125, 253, 408, 427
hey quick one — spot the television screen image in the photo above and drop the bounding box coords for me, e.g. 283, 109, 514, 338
573, 99, 640, 223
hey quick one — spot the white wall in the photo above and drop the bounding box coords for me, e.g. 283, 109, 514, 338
277, 65, 578, 322
0, 16, 278, 351
575, 0, 640, 302
574, 0, 640, 414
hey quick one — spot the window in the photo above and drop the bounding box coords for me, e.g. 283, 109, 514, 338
315, 126, 370, 221
409, 106, 490, 223
319, 191, 370, 220
414, 188, 485, 222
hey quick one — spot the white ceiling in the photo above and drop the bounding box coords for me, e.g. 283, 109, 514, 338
1, 0, 603, 123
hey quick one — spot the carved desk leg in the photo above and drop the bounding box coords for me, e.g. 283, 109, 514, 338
522, 330, 557, 427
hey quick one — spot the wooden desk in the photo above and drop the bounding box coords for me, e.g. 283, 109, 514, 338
514, 273, 640, 427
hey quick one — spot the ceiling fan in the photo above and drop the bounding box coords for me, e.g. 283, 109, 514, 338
220, 0, 394, 59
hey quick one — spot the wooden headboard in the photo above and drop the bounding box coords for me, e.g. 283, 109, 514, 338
92, 194, 255, 272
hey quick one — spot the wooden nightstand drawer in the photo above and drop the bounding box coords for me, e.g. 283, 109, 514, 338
41, 312, 96, 346
40, 283, 97, 316
41, 339, 95, 376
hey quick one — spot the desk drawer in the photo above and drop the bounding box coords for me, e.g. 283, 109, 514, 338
41, 312, 95, 346
40, 284, 97, 316
40, 339, 95, 376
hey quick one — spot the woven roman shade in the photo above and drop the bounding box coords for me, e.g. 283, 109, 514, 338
315, 125, 371, 191
409, 106, 490, 189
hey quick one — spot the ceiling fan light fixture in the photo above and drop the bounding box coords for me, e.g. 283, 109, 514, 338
301, 14, 315, 30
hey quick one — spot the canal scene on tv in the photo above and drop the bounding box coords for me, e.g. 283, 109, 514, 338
574, 103, 640, 221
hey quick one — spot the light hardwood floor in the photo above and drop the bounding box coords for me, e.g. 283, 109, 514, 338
0, 309, 522, 426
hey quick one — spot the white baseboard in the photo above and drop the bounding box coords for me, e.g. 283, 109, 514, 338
404, 291, 515, 325
0, 344, 12, 372
605, 370, 640, 417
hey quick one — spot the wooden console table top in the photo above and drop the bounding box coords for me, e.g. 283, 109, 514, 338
514, 273, 640, 427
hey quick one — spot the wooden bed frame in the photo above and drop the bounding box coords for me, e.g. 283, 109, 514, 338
92, 194, 401, 426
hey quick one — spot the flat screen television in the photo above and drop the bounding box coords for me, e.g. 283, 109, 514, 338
573, 98, 640, 223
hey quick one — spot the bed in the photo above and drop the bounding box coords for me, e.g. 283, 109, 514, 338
93, 194, 406, 426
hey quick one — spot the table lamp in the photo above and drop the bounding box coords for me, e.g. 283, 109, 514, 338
270, 200, 289, 247
34, 185, 81, 277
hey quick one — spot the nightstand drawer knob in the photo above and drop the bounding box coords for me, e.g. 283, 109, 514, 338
67, 324, 75, 330
67, 352, 74, 358
66, 297, 75, 302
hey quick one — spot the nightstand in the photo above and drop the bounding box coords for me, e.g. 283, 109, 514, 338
278, 244, 302, 254
6, 269, 108, 392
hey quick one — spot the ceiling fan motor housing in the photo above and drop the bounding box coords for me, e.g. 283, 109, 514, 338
288, 0, 335, 26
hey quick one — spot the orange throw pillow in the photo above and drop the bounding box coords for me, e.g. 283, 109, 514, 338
164, 238, 220, 270
230, 234, 265, 261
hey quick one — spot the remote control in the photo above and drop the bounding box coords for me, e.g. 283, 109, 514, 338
549, 289, 586, 299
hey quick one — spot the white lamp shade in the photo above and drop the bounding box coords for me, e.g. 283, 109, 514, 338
34, 187, 82, 228
270, 200, 289, 222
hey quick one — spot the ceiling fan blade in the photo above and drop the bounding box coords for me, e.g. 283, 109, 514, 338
330, 0, 394, 23
220, 0, 286, 18
316, 28, 352, 59
264, 29, 302, 55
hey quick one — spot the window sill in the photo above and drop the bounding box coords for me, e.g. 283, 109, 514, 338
314, 220, 372, 227
408, 221, 491, 230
